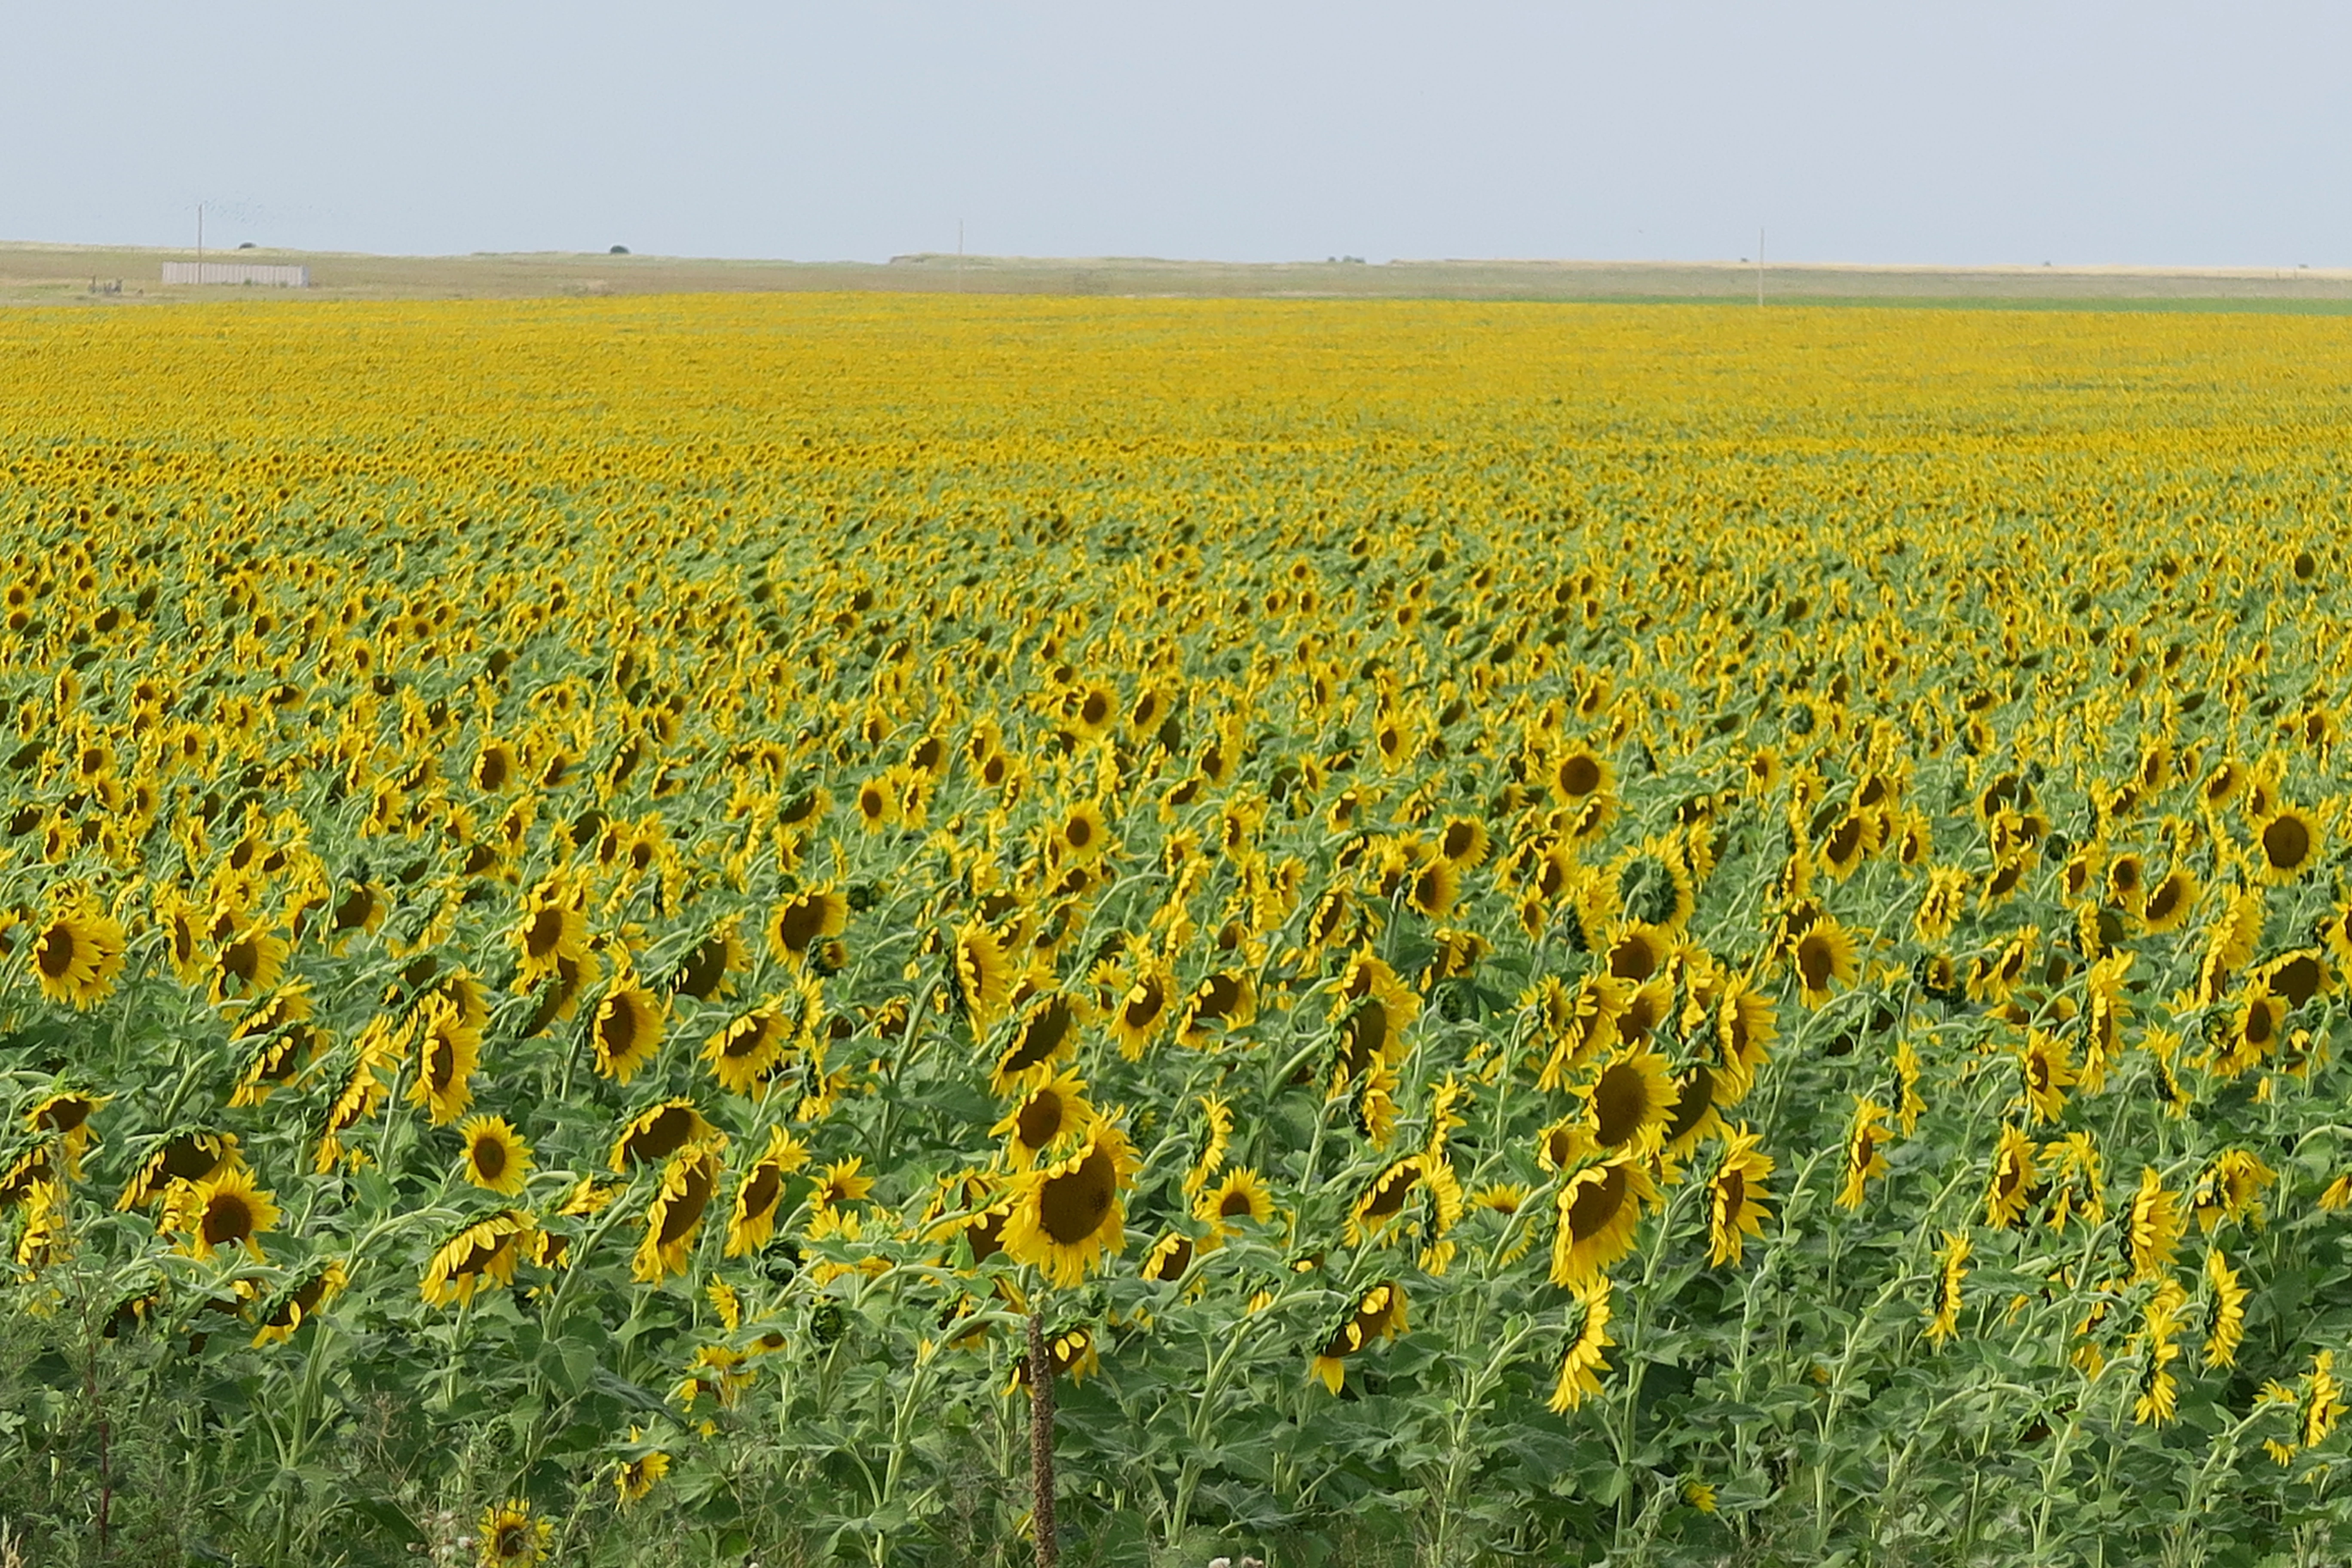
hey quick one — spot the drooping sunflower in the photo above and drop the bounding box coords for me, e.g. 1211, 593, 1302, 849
608, 1098, 718, 1172
1309, 1281, 1409, 1394
2019, 1030, 2076, 1124
671, 919, 746, 1003
457, 1115, 533, 1197
1000, 1122, 1135, 1288
23, 1090, 105, 1177
2204, 1247, 2249, 1368
1707, 1125, 1774, 1267
1923, 1230, 1970, 1347
613, 1427, 672, 1507
30, 909, 127, 1008
1550, 1154, 1656, 1289
2139, 866, 2199, 934
1984, 1124, 2039, 1229
992, 991, 1083, 1096
1139, 1230, 1197, 1283
117, 1128, 239, 1211
250, 1258, 349, 1348
1547, 1275, 1615, 1414
953, 920, 1015, 1035
1713, 974, 1776, 1099
1179, 1093, 1234, 1198
2190, 1147, 2276, 1232
167, 1164, 279, 1261
2127, 1167, 2185, 1282
724, 1126, 811, 1257
1175, 968, 1256, 1046
421, 1208, 538, 1307
476, 1499, 553, 1566
2133, 1281, 2186, 1426
588, 975, 666, 1085
633, 1142, 723, 1283
1835, 1098, 1892, 1210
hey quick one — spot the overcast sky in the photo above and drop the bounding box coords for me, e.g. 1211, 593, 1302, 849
5, 1, 2345, 266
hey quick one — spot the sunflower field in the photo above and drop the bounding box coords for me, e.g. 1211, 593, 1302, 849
5, 294, 2352, 1567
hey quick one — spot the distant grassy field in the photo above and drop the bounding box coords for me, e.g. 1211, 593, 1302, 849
4, 239, 2351, 310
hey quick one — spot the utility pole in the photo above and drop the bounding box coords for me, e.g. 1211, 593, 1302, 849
957, 219, 965, 293
197, 202, 205, 265
1757, 225, 1764, 307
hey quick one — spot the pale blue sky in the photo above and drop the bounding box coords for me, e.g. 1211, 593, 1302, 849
6, 1, 2345, 266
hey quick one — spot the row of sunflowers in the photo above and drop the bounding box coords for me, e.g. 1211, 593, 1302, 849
6, 293, 2352, 1567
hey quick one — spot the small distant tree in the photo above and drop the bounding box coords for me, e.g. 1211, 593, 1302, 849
610, 245, 630, 255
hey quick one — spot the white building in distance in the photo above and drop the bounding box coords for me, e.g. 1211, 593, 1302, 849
162, 262, 309, 287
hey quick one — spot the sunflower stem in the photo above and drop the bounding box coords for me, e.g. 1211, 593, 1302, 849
1026, 1311, 1059, 1568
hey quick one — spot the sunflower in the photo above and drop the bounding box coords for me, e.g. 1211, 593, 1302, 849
671, 919, 746, 1002
993, 1068, 1098, 1169
1581, 1041, 1678, 1155
1000, 1123, 1135, 1288
1176, 968, 1256, 1046
1984, 1124, 2039, 1229
810, 1157, 873, 1209
768, 887, 848, 963
588, 975, 666, 1085
1105, 953, 1176, 1060
167, 1166, 281, 1260
2018, 1030, 2076, 1124
117, 1128, 239, 1213
476, 1500, 552, 1566
1836, 1098, 1892, 1210
249, 1258, 349, 1347
1706, 1126, 1774, 1267
2254, 804, 2325, 883
724, 1127, 810, 1257
1310, 1281, 1409, 1394
1180, 1093, 1234, 1197
210, 926, 289, 1002
408, 994, 481, 1126
954, 920, 1014, 1035
421, 1208, 538, 1307
1136, 1227, 1202, 1286
2190, 1148, 2275, 1232
29, 909, 127, 1008
634, 1141, 724, 1284
1550, 1154, 1655, 1289
457, 1115, 533, 1196
1712, 976, 1776, 1101
992, 991, 1083, 1096
608, 1098, 718, 1172
1436, 815, 1490, 869
2133, 1281, 2186, 1425
613, 1429, 672, 1507
23, 1090, 105, 1177
1547, 1275, 1615, 1414
2204, 1247, 2249, 1368
1053, 800, 1112, 865
1789, 915, 1857, 1008
1923, 1230, 1970, 1347
1548, 744, 1613, 805
853, 773, 899, 830
2213, 986, 2284, 1078
2127, 1167, 2185, 1282
702, 1002, 794, 1097
511, 874, 590, 989
2139, 866, 2199, 934
1195, 1166, 1275, 1243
